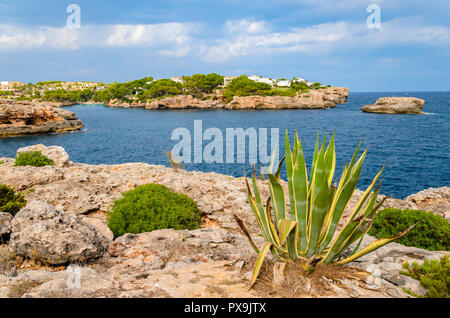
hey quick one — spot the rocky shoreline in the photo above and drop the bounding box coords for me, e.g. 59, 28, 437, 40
107, 87, 349, 110
0, 145, 448, 298
0, 102, 84, 138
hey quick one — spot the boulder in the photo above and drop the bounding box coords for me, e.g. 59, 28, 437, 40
10, 201, 109, 265
0, 212, 13, 239
361, 97, 425, 114
0, 103, 83, 137
404, 186, 450, 221
17, 144, 70, 167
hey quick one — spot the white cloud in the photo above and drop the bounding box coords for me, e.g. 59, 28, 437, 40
204, 22, 348, 62
0, 23, 195, 52
224, 20, 270, 34
203, 18, 450, 62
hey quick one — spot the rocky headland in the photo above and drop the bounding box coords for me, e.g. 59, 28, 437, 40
361, 97, 425, 114
106, 87, 349, 110
0, 102, 84, 138
0, 145, 448, 298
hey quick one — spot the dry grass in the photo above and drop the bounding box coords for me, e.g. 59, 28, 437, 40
247, 258, 368, 298
8, 280, 43, 298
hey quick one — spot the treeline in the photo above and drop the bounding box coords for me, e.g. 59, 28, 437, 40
222, 76, 329, 102
32, 73, 329, 103
92, 73, 224, 103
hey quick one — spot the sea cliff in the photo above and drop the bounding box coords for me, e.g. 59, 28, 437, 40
0, 102, 84, 138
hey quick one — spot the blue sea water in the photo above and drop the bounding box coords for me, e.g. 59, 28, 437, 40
1, 92, 449, 199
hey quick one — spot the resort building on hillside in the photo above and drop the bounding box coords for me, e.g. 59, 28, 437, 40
223, 76, 237, 86
171, 76, 184, 84
247, 75, 275, 86
0, 81, 24, 94
276, 80, 291, 87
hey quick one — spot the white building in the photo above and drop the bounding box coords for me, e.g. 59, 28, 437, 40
171, 76, 184, 84
223, 76, 237, 86
276, 80, 291, 87
247, 75, 274, 86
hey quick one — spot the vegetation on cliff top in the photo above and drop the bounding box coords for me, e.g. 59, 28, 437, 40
401, 255, 449, 298
369, 208, 450, 251
107, 184, 202, 238
14, 151, 54, 167
0, 184, 26, 216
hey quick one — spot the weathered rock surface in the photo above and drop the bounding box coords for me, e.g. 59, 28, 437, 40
361, 97, 425, 114
146, 95, 226, 109
9, 201, 109, 265
17, 144, 70, 167
226, 87, 349, 110
346, 235, 448, 296
0, 145, 448, 298
0, 103, 84, 137
0, 227, 422, 298
0, 213, 13, 239
404, 187, 450, 221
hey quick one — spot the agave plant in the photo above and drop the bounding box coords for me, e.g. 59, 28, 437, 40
237, 131, 415, 288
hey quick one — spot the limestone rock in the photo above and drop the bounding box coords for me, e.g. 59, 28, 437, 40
146, 95, 226, 109
17, 144, 70, 167
404, 187, 450, 221
226, 87, 348, 110
0, 212, 13, 239
361, 97, 425, 114
346, 235, 449, 296
10, 201, 109, 265
0, 102, 83, 137
81, 217, 114, 241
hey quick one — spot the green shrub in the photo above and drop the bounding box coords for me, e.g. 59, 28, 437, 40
369, 208, 450, 251
107, 184, 202, 238
14, 151, 54, 167
401, 256, 449, 298
0, 160, 4, 165
0, 184, 26, 216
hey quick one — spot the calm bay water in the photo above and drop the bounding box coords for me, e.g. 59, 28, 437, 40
1, 92, 449, 199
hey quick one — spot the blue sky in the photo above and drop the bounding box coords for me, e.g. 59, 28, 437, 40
0, 0, 449, 91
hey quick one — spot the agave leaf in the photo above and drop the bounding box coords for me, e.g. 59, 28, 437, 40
336, 223, 418, 265
246, 174, 278, 246
267, 173, 286, 221
267, 140, 279, 174
317, 150, 369, 254
306, 144, 330, 257
346, 165, 384, 224
292, 137, 309, 253
324, 132, 336, 187
233, 214, 260, 254
249, 242, 272, 289
309, 131, 320, 185
278, 219, 297, 246
321, 212, 366, 264
349, 140, 362, 169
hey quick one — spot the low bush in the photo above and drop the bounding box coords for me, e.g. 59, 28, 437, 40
0, 184, 26, 216
369, 208, 450, 251
107, 184, 202, 238
401, 256, 449, 298
14, 151, 54, 167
